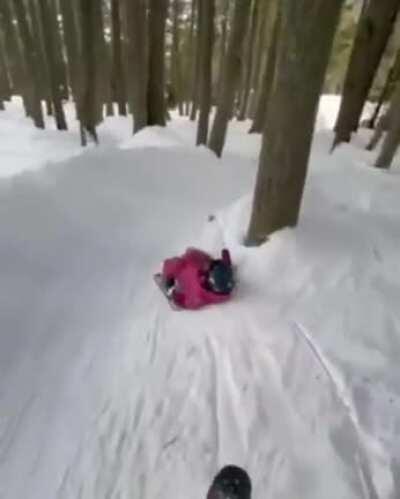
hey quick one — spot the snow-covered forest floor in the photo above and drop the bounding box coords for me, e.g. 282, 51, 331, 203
0, 97, 399, 499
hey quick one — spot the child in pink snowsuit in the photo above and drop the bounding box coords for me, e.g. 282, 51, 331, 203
162, 248, 234, 310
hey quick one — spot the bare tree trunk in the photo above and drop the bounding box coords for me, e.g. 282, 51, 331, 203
248, 5, 280, 134
51, 1, 69, 100
0, 30, 12, 101
208, 0, 252, 157
189, 0, 200, 121
249, 0, 269, 102
13, 0, 45, 128
375, 80, 400, 168
333, 0, 400, 149
196, 0, 215, 145
111, 0, 127, 116
237, 0, 258, 121
366, 48, 400, 130
59, 0, 80, 102
171, 0, 184, 115
27, 0, 52, 113
216, 0, 229, 100
147, 0, 168, 126
38, 0, 67, 129
366, 109, 391, 151
246, 0, 344, 246
183, 0, 196, 115
124, 0, 148, 133
78, 0, 104, 143
0, 1, 21, 94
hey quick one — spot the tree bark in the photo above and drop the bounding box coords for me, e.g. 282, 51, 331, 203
38, 0, 68, 129
237, 0, 258, 121
246, 0, 344, 245
50, 0, 69, 100
124, 0, 148, 132
248, 5, 280, 134
196, 0, 215, 145
375, 80, 400, 168
208, 0, 252, 157
78, 0, 104, 143
0, 1, 23, 94
183, 0, 196, 115
147, 0, 168, 126
189, 0, 200, 121
333, 0, 400, 149
216, 0, 229, 100
0, 29, 12, 101
59, 0, 80, 102
171, 0, 184, 115
13, 0, 45, 128
366, 48, 400, 130
111, 0, 127, 116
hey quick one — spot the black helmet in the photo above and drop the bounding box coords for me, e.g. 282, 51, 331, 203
208, 260, 234, 295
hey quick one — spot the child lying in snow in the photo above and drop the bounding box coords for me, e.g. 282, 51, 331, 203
161, 248, 235, 310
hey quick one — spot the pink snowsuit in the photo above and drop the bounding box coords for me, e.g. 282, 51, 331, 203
162, 248, 232, 310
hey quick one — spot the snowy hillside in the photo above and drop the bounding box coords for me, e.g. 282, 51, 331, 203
0, 97, 399, 499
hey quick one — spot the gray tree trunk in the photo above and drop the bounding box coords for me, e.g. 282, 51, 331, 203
13, 0, 45, 128
196, 0, 215, 145
248, 5, 280, 134
38, 0, 68, 129
208, 0, 252, 157
333, 0, 400, 148
189, 0, 200, 121
59, 0, 80, 102
0, 1, 22, 94
50, 1, 69, 100
216, 0, 229, 100
184, 0, 196, 115
111, 0, 127, 116
171, 0, 184, 115
78, 0, 104, 143
375, 80, 400, 168
0, 29, 11, 101
124, 0, 148, 133
237, 0, 258, 121
147, 0, 168, 126
246, 0, 344, 245
27, 0, 52, 114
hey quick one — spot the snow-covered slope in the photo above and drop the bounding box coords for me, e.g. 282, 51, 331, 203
0, 98, 399, 499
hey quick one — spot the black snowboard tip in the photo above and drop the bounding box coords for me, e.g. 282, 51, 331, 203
208, 465, 251, 499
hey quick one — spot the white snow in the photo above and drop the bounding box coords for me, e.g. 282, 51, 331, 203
0, 96, 399, 499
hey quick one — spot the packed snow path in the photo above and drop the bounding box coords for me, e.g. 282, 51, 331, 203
1, 99, 400, 498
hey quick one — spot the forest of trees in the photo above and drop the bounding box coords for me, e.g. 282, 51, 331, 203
1, 0, 400, 245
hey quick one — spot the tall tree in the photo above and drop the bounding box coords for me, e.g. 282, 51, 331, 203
333, 0, 400, 149
375, 80, 400, 168
189, 0, 200, 121
13, 0, 45, 128
246, 0, 344, 246
237, 0, 258, 121
248, 3, 280, 134
366, 48, 400, 129
50, 1, 69, 100
78, 0, 104, 143
208, 0, 252, 157
147, 0, 168, 126
0, 28, 11, 102
27, 0, 52, 114
183, 0, 196, 115
124, 0, 148, 132
38, 0, 67, 129
111, 0, 127, 116
196, 0, 215, 145
59, 0, 80, 102
171, 0, 184, 115
216, 0, 229, 99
